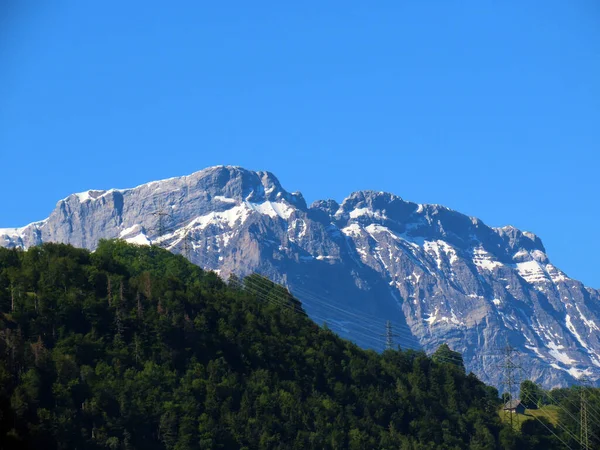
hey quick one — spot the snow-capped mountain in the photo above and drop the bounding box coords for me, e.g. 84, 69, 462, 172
2, 165, 600, 388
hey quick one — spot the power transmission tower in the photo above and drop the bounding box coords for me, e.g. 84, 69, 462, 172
382, 320, 400, 351
152, 209, 171, 245
580, 377, 590, 450
180, 178, 192, 259
182, 231, 191, 260
499, 342, 522, 429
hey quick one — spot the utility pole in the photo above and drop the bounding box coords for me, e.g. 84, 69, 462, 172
182, 231, 191, 260
180, 177, 193, 259
152, 209, 171, 245
580, 377, 590, 450
499, 342, 522, 429
382, 320, 400, 351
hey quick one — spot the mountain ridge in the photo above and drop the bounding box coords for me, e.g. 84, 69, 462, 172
2, 165, 599, 388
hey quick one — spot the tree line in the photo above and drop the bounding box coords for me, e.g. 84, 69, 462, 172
0, 241, 571, 449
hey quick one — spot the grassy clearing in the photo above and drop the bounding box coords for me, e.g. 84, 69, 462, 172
499, 405, 561, 431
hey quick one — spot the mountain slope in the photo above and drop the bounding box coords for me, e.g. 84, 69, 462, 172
2, 165, 600, 388
1, 241, 533, 449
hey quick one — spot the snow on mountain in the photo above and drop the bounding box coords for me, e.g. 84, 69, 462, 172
2, 165, 600, 388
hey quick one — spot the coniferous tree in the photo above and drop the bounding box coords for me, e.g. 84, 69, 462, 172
0, 241, 569, 449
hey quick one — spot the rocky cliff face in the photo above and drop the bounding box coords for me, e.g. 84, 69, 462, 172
3, 166, 599, 388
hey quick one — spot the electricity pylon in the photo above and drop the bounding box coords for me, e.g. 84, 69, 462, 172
580, 377, 590, 450
382, 320, 400, 350
152, 209, 171, 245
499, 342, 522, 429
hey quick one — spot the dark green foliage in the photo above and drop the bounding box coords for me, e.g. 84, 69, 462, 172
519, 418, 562, 450
432, 343, 465, 372
542, 385, 600, 449
519, 380, 543, 409
0, 241, 564, 449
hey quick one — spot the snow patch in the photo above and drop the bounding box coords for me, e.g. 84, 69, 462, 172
472, 247, 503, 271
0, 219, 48, 246
425, 307, 439, 325
513, 250, 529, 260
565, 314, 591, 354
125, 233, 151, 246
525, 345, 545, 360
119, 224, 143, 238
73, 189, 118, 203
248, 201, 295, 220
546, 264, 568, 283
424, 240, 458, 269
516, 260, 549, 284
349, 207, 387, 220
75, 191, 94, 202
213, 196, 237, 204
546, 340, 575, 365
191, 205, 251, 230
365, 223, 389, 236
424, 306, 465, 326
567, 367, 592, 379
575, 305, 600, 332
0, 228, 21, 238
316, 255, 336, 260
288, 219, 307, 241
531, 249, 548, 262
341, 223, 363, 238
183, 200, 295, 232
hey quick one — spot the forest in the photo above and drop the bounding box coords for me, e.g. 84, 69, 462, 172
0, 241, 582, 449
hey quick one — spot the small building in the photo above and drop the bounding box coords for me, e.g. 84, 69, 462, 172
503, 399, 526, 415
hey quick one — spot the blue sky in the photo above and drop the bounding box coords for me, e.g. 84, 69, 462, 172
1, 1, 599, 287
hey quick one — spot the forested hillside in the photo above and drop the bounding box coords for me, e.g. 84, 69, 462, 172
0, 241, 564, 449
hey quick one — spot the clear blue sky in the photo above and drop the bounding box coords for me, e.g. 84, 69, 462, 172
1, 1, 599, 287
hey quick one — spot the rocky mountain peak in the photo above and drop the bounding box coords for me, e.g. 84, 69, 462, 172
2, 166, 599, 388
495, 225, 546, 255
310, 199, 340, 215
185, 166, 307, 209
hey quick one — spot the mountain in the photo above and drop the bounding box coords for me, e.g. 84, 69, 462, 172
2, 165, 600, 388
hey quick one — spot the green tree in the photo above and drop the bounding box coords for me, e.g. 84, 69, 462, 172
432, 343, 465, 372
520, 380, 542, 409
0, 241, 567, 450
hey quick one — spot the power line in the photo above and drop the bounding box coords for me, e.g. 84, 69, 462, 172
234, 273, 500, 368
499, 342, 522, 430
152, 209, 171, 241
532, 390, 582, 447
186, 249, 495, 367
126, 211, 600, 450
203, 256, 595, 438
520, 390, 575, 450
382, 320, 401, 350
152, 221, 501, 369
229, 274, 473, 365
544, 391, 596, 443
184, 248, 510, 375
542, 378, 600, 448
580, 378, 590, 450
130, 210, 600, 397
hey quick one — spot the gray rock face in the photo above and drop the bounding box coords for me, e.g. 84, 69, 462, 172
2, 165, 599, 388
